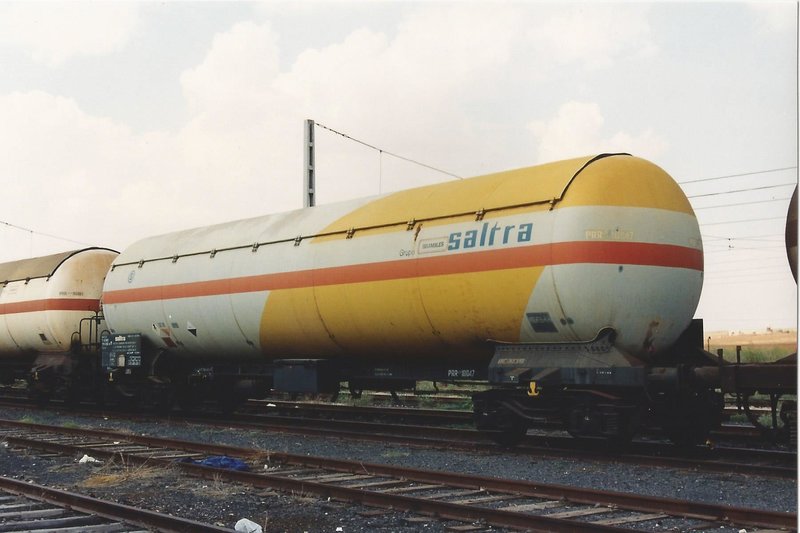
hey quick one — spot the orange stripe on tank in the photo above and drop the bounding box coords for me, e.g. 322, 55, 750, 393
104, 241, 701, 305
0, 298, 101, 315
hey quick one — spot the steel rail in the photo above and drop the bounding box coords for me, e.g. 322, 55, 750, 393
0, 475, 230, 533
0, 419, 794, 531
0, 434, 627, 533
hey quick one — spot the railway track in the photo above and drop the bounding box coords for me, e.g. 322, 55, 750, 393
0, 474, 229, 532
247, 398, 773, 441
0, 395, 794, 480
232, 408, 798, 480
0, 418, 794, 532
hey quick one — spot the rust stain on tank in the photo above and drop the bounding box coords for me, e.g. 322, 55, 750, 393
643, 320, 660, 354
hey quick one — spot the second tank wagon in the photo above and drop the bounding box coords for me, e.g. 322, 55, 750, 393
0, 247, 118, 390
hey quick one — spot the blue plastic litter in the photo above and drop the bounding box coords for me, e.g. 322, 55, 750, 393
177, 455, 250, 471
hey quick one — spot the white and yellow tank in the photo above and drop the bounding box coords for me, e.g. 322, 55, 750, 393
102, 154, 703, 364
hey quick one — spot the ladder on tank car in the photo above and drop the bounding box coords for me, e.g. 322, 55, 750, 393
74, 312, 107, 353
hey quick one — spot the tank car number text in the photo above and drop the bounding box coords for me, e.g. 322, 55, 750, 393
448, 369, 476, 378
585, 229, 634, 241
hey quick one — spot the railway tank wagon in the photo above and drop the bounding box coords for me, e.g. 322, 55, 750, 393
101, 153, 717, 441
0, 248, 118, 397
786, 185, 797, 282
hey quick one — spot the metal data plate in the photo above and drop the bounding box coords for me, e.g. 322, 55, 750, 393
101, 333, 142, 369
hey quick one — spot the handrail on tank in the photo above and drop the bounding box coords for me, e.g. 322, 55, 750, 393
75, 312, 105, 352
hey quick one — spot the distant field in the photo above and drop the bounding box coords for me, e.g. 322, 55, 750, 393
705, 329, 797, 362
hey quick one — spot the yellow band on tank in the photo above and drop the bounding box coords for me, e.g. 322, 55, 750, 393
314, 157, 592, 238
315, 155, 693, 240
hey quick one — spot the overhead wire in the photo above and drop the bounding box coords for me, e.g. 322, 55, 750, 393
704, 242, 780, 249
0, 219, 92, 247
705, 271, 792, 281
692, 197, 791, 210
705, 247, 786, 258
687, 182, 796, 198
704, 239, 786, 250
699, 216, 786, 226
706, 271, 789, 280
704, 233, 784, 241
684, 166, 794, 240
680, 166, 795, 283
711, 278, 792, 284
705, 248, 785, 256
314, 122, 463, 180
679, 165, 797, 185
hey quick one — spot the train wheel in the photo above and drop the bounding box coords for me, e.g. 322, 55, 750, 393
665, 425, 708, 447
782, 401, 797, 445
149, 387, 175, 414
563, 395, 638, 444
604, 409, 639, 445
473, 393, 529, 447
218, 391, 245, 415
663, 390, 723, 447
28, 374, 53, 406
742, 393, 796, 443
92, 383, 107, 407
107, 383, 140, 411
63, 385, 82, 408
488, 421, 528, 447
29, 389, 51, 406
176, 386, 198, 414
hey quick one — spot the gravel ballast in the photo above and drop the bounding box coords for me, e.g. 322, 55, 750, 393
0, 406, 795, 532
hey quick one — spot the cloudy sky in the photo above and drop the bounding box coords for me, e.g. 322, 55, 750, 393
0, 1, 796, 332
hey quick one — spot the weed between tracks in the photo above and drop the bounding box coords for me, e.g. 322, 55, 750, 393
248, 449, 275, 467
193, 472, 242, 498
79, 457, 170, 488
381, 450, 410, 459
79, 457, 243, 499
